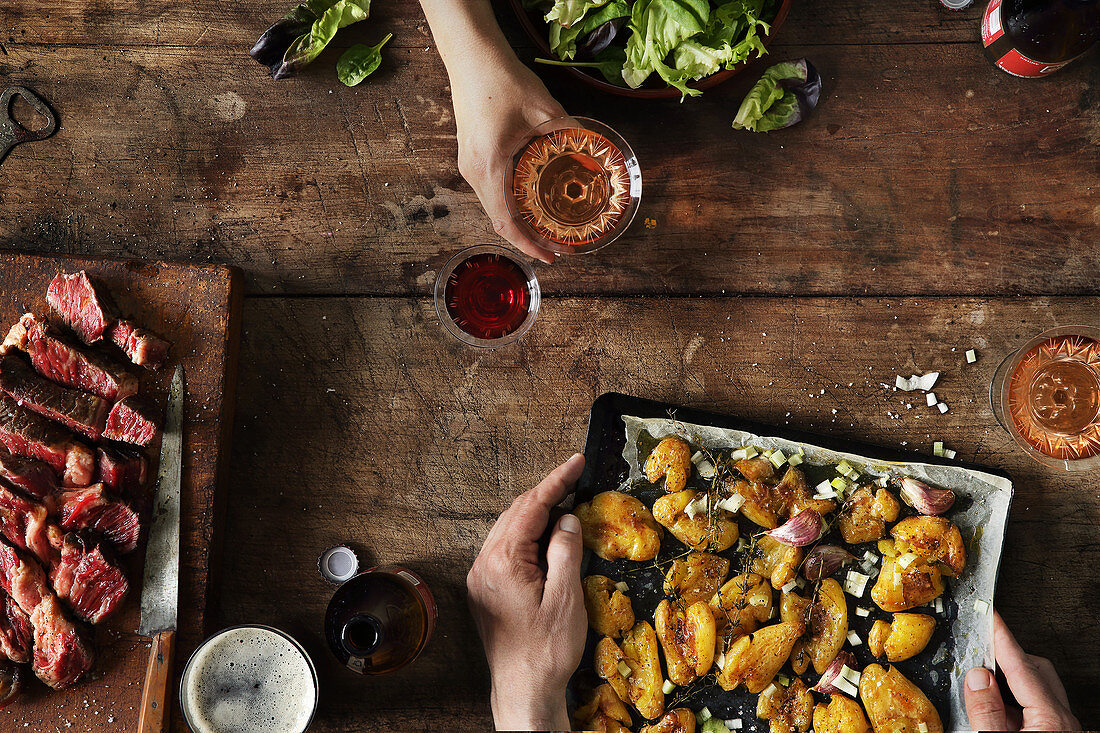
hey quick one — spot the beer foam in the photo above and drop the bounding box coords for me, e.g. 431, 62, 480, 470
182, 626, 316, 733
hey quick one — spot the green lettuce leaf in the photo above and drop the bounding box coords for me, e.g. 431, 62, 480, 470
550, 21, 586, 59
545, 0, 610, 28
732, 58, 822, 132
336, 32, 392, 86
281, 0, 371, 74
580, 0, 630, 33
621, 0, 709, 90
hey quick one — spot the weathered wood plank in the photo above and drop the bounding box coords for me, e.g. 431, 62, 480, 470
1, 41, 1095, 297
218, 295, 1100, 730
2, 0, 990, 49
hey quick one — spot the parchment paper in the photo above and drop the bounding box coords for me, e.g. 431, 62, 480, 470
622, 415, 1014, 731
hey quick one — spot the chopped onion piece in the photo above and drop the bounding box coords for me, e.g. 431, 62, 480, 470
877, 475, 889, 487
897, 552, 919, 569
919, 723, 929, 733
917, 372, 940, 391
781, 580, 798, 594
934, 597, 944, 613
855, 606, 870, 617
727, 719, 743, 730
662, 679, 676, 694
617, 660, 632, 678
966, 349, 977, 364
816, 479, 833, 493
761, 683, 778, 699
938, 402, 949, 414
714, 652, 726, 670
834, 675, 859, 697
787, 453, 804, 467
933, 441, 945, 457
895, 375, 915, 391
700, 707, 712, 722
718, 494, 745, 513
974, 599, 989, 614
863, 550, 877, 562
840, 665, 862, 686
769, 450, 788, 468
846, 631, 862, 646
615, 581, 629, 594
813, 492, 836, 501
831, 477, 849, 492
926, 392, 938, 407
777, 673, 790, 686
944, 447, 956, 458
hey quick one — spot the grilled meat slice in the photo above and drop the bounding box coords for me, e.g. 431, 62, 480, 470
107, 320, 170, 371
3, 314, 138, 402
96, 445, 148, 498
0, 444, 58, 503
0, 354, 110, 441
0, 394, 94, 487
102, 396, 161, 447
0, 592, 31, 664
49, 532, 129, 625
0, 480, 57, 566
46, 272, 119, 345
58, 484, 141, 554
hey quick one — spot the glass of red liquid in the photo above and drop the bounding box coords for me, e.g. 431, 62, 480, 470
990, 325, 1100, 471
434, 244, 540, 348
505, 116, 641, 255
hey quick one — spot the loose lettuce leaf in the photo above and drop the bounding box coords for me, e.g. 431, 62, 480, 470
549, 0, 628, 60
252, 0, 372, 80
545, 0, 610, 28
732, 58, 822, 132
535, 46, 627, 84
550, 21, 586, 60
703, 0, 769, 46
621, 0, 709, 92
336, 33, 392, 86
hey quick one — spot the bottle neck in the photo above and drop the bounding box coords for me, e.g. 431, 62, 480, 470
340, 614, 382, 656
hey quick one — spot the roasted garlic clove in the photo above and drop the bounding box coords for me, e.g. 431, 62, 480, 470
859, 664, 943, 733
750, 535, 804, 590
839, 486, 901, 545
640, 708, 696, 733
663, 552, 731, 606
583, 575, 635, 639
594, 622, 665, 721
867, 613, 936, 662
645, 436, 693, 493
766, 508, 825, 547
654, 599, 716, 686
575, 491, 662, 561
717, 620, 805, 693
757, 676, 814, 733
802, 544, 856, 581
890, 516, 966, 576
652, 490, 739, 552
897, 477, 955, 516
572, 683, 632, 733
813, 695, 872, 733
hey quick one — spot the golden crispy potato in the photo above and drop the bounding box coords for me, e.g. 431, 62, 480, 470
891, 517, 966, 576
652, 490, 739, 552
575, 492, 662, 561
808, 578, 849, 673
757, 677, 814, 733
871, 557, 945, 613
584, 575, 635, 639
731, 477, 779, 529
729, 466, 835, 530
839, 487, 901, 545
645, 437, 692, 492
750, 535, 804, 590
654, 600, 716, 685
640, 708, 697, 733
775, 466, 838, 518
709, 573, 774, 641
780, 591, 812, 675
717, 620, 805, 693
736, 456, 775, 482
867, 614, 936, 662
572, 683, 632, 733
859, 664, 943, 733
813, 696, 872, 733
663, 552, 730, 606
595, 622, 665, 720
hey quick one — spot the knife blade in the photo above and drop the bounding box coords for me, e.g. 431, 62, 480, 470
140, 364, 184, 637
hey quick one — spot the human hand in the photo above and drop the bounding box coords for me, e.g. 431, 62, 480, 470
965, 610, 1079, 731
467, 453, 587, 731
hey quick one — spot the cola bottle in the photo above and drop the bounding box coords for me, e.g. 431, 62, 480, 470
981, 0, 1099, 77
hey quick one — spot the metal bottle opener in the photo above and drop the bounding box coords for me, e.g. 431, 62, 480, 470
0, 86, 58, 166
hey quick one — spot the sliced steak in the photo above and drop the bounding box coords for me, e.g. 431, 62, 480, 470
0, 592, 31, 664
0, 354, 110, 441
3, 314, 138, 402
30, 594, 94, 689
108, 320, 170, 371
0, 480, 56, 567
0, 444, 58, 503
49, 532, 129, 625
46, 272, 119, 345
58, 485, 141, 554
96, 445, 148, 498
103, 396, 161, 447
0, 394, 95, 487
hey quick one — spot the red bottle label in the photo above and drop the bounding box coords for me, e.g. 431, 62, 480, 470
981, 0, 1074, 77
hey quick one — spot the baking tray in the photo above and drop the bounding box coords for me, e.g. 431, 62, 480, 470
570, 392, 1014, 731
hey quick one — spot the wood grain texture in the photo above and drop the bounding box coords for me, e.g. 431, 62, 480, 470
138, 629, 176, 733
0, 5, 1096, 296
0, 253, 242, 731
218, 296, 1100, 730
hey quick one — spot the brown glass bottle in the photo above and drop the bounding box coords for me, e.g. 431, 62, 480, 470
324, 566, 437, 675
982, 0, 1099, 77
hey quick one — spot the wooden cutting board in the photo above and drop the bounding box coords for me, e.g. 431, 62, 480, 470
0, 252, 242, 731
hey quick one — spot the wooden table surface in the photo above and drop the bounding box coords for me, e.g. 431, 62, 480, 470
2, 0, 1099, 729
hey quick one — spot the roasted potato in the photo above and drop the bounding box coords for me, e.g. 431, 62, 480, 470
595, 622, 665, 720
750, 535, 804, 590
871, 556, 945, 613
757, 677, 814, 733
655, 599, 716, 685
575, 492, 662, 561
839, 487, 901, 544
640, 708, 696, 733
645, 437, 693, 492
652, 490, 739, 552
775, 466, 838, 518
859, 664, 943, 733
867, 614, 936, 662
717, 620, 805, 693
584, 575, 635, 639
730, 477, 780, 528
709, 573, 774, 641
780, 591, 812, 675
813, 695, 872, 733
890, 516, 966, 576
736, 456, 775, 483
572, 683, 632, 733
663, 552, 731, 606
729, 466, 835, 530
807, 578, 849, 673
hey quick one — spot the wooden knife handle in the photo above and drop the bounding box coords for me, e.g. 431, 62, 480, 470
138, 629, 177, 733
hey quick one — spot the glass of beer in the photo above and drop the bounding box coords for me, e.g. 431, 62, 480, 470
990, 325, 1100, 471
505, 116, 642, 255
180, 624, 319, 733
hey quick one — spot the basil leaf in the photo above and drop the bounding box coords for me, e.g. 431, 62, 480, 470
337, 33, 392, 86
254, 0, 372, 80
732, 58, 822, 132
